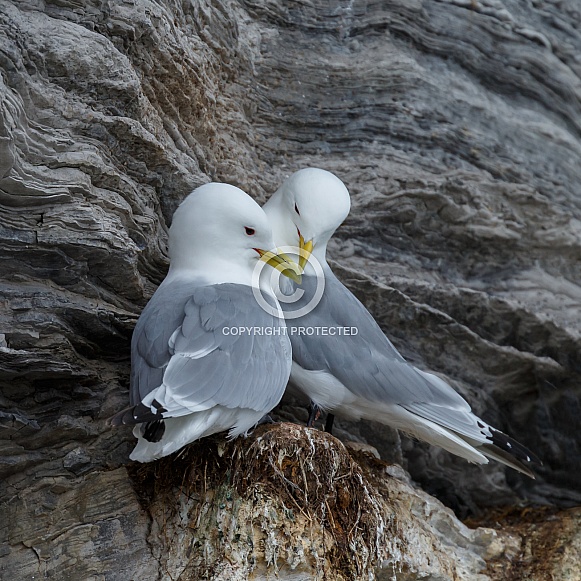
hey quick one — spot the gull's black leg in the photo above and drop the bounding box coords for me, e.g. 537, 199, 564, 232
307, 400, 323, 428
257, 414, 275, 426
324, 413, 335, 434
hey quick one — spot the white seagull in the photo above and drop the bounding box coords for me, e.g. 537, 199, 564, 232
263, 168, 541, 477
111, 183, 299, 462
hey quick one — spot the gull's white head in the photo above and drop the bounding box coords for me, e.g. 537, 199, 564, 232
168, 183, 299, 285
263, 168, 351, 268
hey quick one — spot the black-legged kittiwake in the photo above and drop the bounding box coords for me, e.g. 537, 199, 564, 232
111, 183, 300, 462
263, 168, 541, 477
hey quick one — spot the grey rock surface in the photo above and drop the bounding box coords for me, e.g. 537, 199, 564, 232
1, 0, 580, 578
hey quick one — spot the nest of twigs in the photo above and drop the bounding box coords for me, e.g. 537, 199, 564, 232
128, 422, 388, 579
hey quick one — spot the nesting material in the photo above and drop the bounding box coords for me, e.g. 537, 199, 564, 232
128, 423, 500, 580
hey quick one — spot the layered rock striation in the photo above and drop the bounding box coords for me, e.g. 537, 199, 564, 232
1, 0, 580, 578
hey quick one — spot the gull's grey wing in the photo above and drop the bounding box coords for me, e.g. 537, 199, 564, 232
125, 281, 291, 422
283, 269, 541, 474
130, 278, 200, 405
284, 269, 469, 410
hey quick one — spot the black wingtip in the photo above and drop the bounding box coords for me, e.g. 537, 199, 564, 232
108, 406, 137, 426
489, 427, 543, 467
143, 419, 166, 442
480, 427, 542, 478
481, 444, 537, 479
108, 401, 168, 427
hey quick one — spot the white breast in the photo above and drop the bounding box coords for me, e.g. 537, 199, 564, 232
289, 361, 358, 416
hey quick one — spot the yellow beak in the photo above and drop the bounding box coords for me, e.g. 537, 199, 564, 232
256, 249, 302, 283
298, 234, 314, 271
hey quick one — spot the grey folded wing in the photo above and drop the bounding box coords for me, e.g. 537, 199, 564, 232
286, 270, 470, 411
117, 281, 291, 424
286, 271, 541, 468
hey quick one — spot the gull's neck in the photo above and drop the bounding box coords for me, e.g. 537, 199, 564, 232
263, 194, 296, 251
166, 259, 282, 301
310, 239, 330, 269
166, 258, 255, 287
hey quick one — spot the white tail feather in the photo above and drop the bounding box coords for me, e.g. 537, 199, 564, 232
129, 407, 265, 462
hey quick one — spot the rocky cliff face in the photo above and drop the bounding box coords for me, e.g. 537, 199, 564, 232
1, 0, 580, 579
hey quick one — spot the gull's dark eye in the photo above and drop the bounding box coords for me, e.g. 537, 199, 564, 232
245, 227, 255, 236
294, 203, 300, 216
